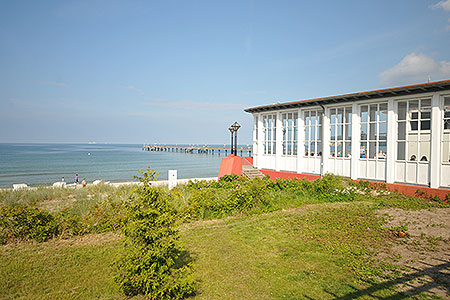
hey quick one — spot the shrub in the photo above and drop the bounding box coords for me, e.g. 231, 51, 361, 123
0, 205, 59, 244
83, 197, 126, 233
114, 167, 195, 299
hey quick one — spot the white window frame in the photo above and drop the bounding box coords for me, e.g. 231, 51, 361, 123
282, 111, 298, 156
396, 98, 431, 163
262, 114, 276, 155
329, 106, 352, 159
360, 103, 388, 160
304, 110, 322, 157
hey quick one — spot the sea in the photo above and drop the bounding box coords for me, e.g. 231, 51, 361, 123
0, 143, 231, 188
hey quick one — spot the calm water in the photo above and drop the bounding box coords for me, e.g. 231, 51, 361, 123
0, 143, 226, 187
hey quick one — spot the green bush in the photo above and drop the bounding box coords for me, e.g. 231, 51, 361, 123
114, 168, 196, 299
0, 205, 59, 244
56, 211, 83, 237
83, 197, 126, 233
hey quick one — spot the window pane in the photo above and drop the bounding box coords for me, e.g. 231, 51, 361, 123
420, 141, 430, 162
337, 108, 344, 123
311, 126, 316, 140
398, 102, 407, 120
330, 142, 335, 157
361, 106, 368, 123
409, 100, 418, 112
378, 142, 387, 159
369, 142, 376, 158
305, 115, 310, 126
398, 122, 406, 140
379, 122, 387, 140
360, 142, 367, 158
345, 108, 352, 123
379, 103, 387, 122
408, 141, 418, 161
397, 142, 405, 160
445, 118, 450, 130
345, 142, 351, 158
361, 124, 368, 140
330, 109, 336, 124
421, 120, 431, 130
305, 126, 310, 141
318, 126, 322, 140
337, 124, 343, 140
421, 111, 431, 119
293, 142, 297, 155
411, 121, 418, 131
411, 112, 419, 120
317, 142, 322, 156
304, 143, 309, 156
336, 142, 343, 157
293, 127, 297, 142
345, 124, 352, 140
369, 105, 377, 122
421, 99, 431, 109
369, 123, 377, 140
331, 125, 336, 140
310, 142, 316, 155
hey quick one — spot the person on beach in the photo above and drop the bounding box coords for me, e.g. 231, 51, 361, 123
81, 178, 87, 187
75, 174, 79, 184
62, 177, 65, 182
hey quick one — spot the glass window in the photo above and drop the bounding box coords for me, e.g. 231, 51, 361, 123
398, 102, 407, 120
397, 99, 431, 163
263, 114, 276, 155
282, 112, 298, 156
304, 110, 322, 157
360, 103, 387, 160
330, 106, 352, 158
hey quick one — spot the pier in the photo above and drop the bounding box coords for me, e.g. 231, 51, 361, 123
142, 144, 252, 156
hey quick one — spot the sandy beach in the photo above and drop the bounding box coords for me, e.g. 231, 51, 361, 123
3, 177, 218, 191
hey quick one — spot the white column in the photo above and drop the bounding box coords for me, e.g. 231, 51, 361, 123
350, 103, 360, 180
430, 93, 442, 188
257, 113, 264, 169
321, 107, 330, 175
297, 109, 305, 173
275, 111, 283, 171
386, 99, 396, 183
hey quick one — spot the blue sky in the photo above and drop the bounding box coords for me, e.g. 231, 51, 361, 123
1, 0, 450, 144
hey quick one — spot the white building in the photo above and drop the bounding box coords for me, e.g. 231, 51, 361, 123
245, 79, 450, 189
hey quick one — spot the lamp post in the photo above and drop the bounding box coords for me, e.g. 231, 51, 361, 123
230, 121, 241, 155
228, 126, 234, 155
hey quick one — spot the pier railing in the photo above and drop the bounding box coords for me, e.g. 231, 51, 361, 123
142, 145, 252, 156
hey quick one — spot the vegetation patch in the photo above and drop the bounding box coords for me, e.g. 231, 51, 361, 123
1, 170, 449, 299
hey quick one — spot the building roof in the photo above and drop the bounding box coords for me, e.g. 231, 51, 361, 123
244, 79, 450, 113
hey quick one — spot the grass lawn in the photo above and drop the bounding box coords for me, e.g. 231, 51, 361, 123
1, 200, 446, 299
